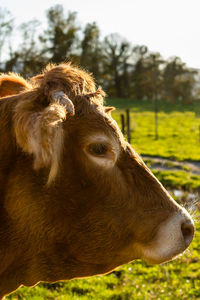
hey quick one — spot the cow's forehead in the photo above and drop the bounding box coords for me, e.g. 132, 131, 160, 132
69, 101, 125, 144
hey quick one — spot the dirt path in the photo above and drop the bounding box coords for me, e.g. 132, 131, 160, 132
142, 155, 200, 175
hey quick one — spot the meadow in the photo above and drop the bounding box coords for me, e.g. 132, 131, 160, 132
109, 98, 200, 161
8, 98, 200, 299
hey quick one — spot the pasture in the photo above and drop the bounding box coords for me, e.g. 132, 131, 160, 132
7, 98, 200, 299
109, 98, 200, 161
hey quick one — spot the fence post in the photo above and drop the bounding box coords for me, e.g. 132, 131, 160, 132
154, 95, 158, 140
120, 114, 125, 135
126, 109, 131, 143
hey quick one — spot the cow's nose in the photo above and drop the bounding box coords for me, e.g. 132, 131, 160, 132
181, 219, 194, 247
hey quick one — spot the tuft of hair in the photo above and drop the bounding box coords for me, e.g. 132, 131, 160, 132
31, 63, 105, 104
14, 96, 67, 185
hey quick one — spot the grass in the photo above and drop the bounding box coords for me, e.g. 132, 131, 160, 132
110, 98, 200, 190
107, 98, 200, 161
152, 170, 200, 190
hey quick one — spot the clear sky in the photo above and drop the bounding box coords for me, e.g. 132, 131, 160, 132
1, 0, 200, 69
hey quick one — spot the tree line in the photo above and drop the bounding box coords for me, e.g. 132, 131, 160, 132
0, 4, 199, 103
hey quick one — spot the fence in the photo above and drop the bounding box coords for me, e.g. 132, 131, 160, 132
120, 109, 131, 143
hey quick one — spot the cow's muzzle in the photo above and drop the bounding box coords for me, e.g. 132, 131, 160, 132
140, 207, 194, 264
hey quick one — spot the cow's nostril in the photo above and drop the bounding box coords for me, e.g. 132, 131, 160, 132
181, 221, 194, 247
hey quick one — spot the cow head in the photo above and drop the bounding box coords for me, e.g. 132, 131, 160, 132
0, 63, 194, 298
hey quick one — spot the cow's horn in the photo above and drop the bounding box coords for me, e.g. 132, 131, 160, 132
51, 91, 75, 115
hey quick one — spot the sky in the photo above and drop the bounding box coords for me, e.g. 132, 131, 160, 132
1, 0, 200, 69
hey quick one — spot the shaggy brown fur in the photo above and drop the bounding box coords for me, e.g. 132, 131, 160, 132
0, 63, 193, 298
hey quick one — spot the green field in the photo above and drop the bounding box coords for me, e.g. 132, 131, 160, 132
108, 98, 200, 161
7, 98, 200, 299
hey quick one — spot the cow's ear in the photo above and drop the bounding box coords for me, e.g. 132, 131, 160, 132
0, 73, 30, 97
104, 106, 115, 115
14, 92, 75, 185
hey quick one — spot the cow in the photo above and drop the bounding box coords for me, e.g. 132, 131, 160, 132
0, 63, 194, 299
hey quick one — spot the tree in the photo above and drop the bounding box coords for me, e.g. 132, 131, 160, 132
143, 52, 164, 99
5, 19, 46, 76
0, 8, 14, 70
148, 53, 164, 140
131, 47, 164, 100
162, 57, 196, 103
102, 33, 133, 97
131, 45, 148, 99
40, 5, 80, 63
80, 22, 102, 83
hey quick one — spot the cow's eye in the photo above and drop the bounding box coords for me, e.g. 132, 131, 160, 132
87, 143, 108, 156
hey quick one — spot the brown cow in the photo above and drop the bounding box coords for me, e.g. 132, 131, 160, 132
0, 63, 194, 299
